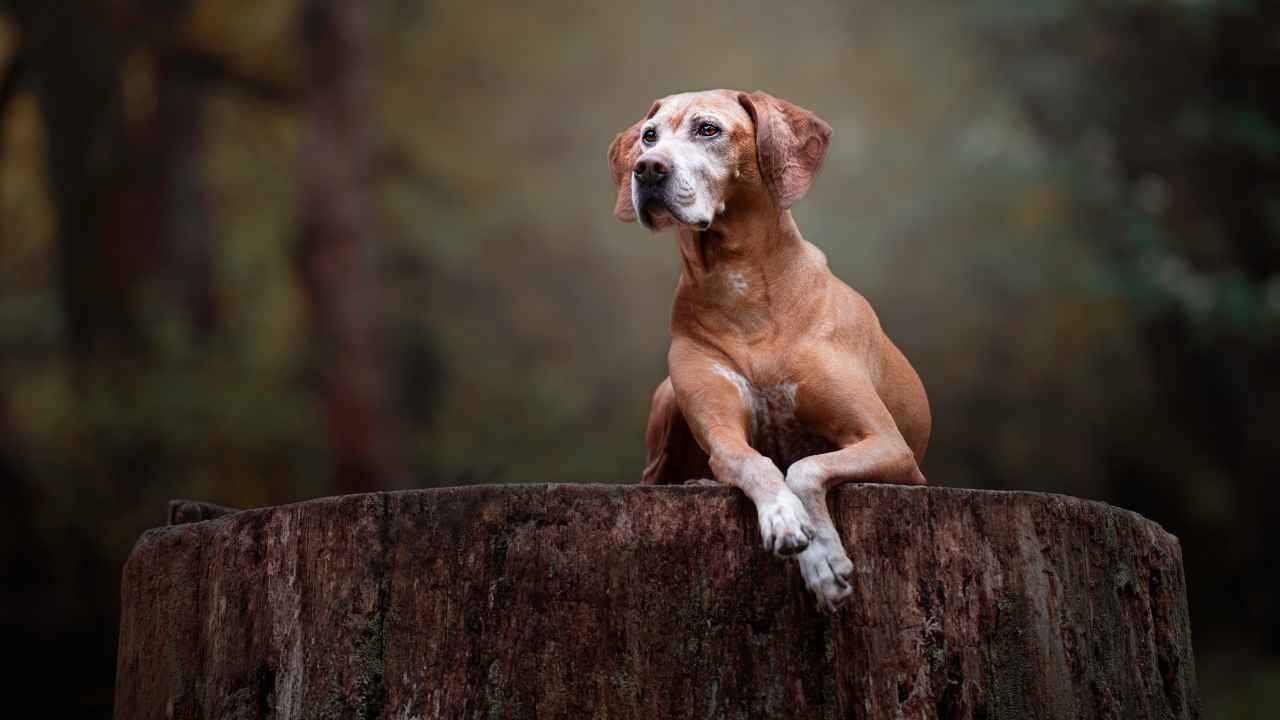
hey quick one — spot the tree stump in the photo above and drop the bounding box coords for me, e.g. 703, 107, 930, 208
114, 485, 1199, 719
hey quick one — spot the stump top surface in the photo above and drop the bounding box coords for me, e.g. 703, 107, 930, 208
145, 483, 1177, 544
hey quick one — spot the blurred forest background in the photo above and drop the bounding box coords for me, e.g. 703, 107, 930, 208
0, 0, 1276, 716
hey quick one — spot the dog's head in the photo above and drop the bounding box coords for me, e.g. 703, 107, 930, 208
607, 89, 831, 231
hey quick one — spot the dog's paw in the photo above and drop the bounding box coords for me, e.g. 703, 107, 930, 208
797, 533, 855, 613
757, 490, 815, 557
683, 477, 721, 487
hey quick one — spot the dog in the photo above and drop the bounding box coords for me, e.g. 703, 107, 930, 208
608, 90, 931, 611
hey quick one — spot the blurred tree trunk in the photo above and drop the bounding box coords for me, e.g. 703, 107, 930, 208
151, 52, 220, 339
296, 0, 401, 493
2, 0, 218, 364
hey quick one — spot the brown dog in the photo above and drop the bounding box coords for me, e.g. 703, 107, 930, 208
608, 90, 931, 611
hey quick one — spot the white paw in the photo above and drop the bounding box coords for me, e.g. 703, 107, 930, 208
757, 490, 815, 557
797, 533, 855, 613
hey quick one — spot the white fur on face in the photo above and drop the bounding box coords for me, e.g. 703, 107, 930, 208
631, 92, 743, 230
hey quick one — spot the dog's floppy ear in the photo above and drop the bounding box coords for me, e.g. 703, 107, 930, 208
607, 99, 662, 222
737, 91, 832, 209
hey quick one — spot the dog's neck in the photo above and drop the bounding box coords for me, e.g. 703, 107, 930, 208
673, 206, 805, 276
670, 208, 828, 339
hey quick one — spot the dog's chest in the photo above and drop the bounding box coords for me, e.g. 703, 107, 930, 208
712, 364, 835, 470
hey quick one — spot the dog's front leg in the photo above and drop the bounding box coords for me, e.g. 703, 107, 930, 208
785, 370, 926, 612
785, 436, 922, 612
669, 348, 815, 557
708, 440, 815, 556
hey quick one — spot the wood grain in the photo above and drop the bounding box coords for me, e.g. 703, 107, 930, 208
114, 484, 1199, 719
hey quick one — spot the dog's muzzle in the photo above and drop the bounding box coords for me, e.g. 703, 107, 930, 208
632, 151, 714, 231
633, 155, 673, 229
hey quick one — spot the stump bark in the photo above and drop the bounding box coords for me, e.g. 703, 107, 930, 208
114, 485, 1199, 719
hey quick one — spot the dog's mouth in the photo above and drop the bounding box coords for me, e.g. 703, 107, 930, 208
637, 197, 669, 230
637, 196, 713, 232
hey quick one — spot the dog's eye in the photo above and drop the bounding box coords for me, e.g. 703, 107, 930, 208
642, 128, 657, 144
696, 122, 720, 138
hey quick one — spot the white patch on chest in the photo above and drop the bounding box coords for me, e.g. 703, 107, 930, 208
726, 271, 748, 297
710, 363, 833, 468
712, 363, 753, 403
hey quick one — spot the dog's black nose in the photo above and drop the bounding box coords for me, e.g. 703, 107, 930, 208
633, 157, 670, 186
